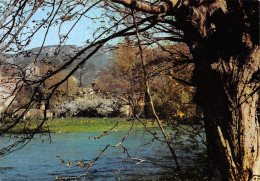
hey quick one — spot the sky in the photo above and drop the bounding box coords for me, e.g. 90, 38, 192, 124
0, 1, 101, 51
25, 5, 102, 50
0, 1, 133, 52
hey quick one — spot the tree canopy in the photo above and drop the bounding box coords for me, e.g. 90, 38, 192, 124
0, 0, 259, 180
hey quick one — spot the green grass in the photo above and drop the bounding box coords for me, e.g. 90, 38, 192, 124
46, 117, 149, 133
4, 117, 157, 134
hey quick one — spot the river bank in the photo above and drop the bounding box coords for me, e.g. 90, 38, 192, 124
3, 117, 157, 134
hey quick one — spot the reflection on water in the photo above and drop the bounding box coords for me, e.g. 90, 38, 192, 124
0, 127, 205, 180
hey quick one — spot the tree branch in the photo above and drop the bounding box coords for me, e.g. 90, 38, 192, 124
111, 0, 181, 14
132, 9, 181, 170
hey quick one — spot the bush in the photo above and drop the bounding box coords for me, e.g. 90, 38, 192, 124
53, 96, 121, 118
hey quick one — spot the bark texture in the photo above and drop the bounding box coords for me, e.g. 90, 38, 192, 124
174, 0, 260, 180
113, 0, 259, 179
193, 45, 260, 181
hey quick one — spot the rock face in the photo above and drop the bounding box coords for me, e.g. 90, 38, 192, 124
0, 45, 115, 119
14, 109, 53, 119
0, 72, 16, 113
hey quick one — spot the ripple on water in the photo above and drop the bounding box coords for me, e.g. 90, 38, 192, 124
0, 127, 205, 180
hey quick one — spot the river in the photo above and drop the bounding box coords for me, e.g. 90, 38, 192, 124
0, 127, 206, 180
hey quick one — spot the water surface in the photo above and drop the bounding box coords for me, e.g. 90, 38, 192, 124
0, 127, 205, 180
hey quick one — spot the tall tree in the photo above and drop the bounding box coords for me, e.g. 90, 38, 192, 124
97, 42, 196, 120
111, 0, 259, 180
0, 0, 258, 180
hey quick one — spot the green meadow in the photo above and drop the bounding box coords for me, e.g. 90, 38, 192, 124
5, 117, 157, 134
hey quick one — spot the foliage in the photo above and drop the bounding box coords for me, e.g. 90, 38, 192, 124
96, 43, 145, 115
53, 96, 121, 117
97, 43, 199, 121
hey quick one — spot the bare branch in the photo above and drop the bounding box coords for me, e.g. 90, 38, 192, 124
110, 0, 181, 14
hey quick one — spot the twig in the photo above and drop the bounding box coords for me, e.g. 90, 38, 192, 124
132, 9, 180, 170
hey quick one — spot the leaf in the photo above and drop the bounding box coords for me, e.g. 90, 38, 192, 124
67, 162, 73, 167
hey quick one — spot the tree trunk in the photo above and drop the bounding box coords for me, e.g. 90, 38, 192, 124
144, 91, 153, 118
173, 1, 260, 180
191, 44, 259, 181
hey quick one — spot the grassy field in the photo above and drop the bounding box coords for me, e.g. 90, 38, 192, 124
5, 117, 157, 133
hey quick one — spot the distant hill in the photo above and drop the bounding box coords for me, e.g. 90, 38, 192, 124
1, 45, 113, 86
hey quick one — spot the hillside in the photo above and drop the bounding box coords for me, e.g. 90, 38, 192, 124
1, 45, 113, 86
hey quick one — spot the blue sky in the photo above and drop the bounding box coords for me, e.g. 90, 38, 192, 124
26, 7, 99, 49
23, 2, 114, 50
0, 1, 125, 52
